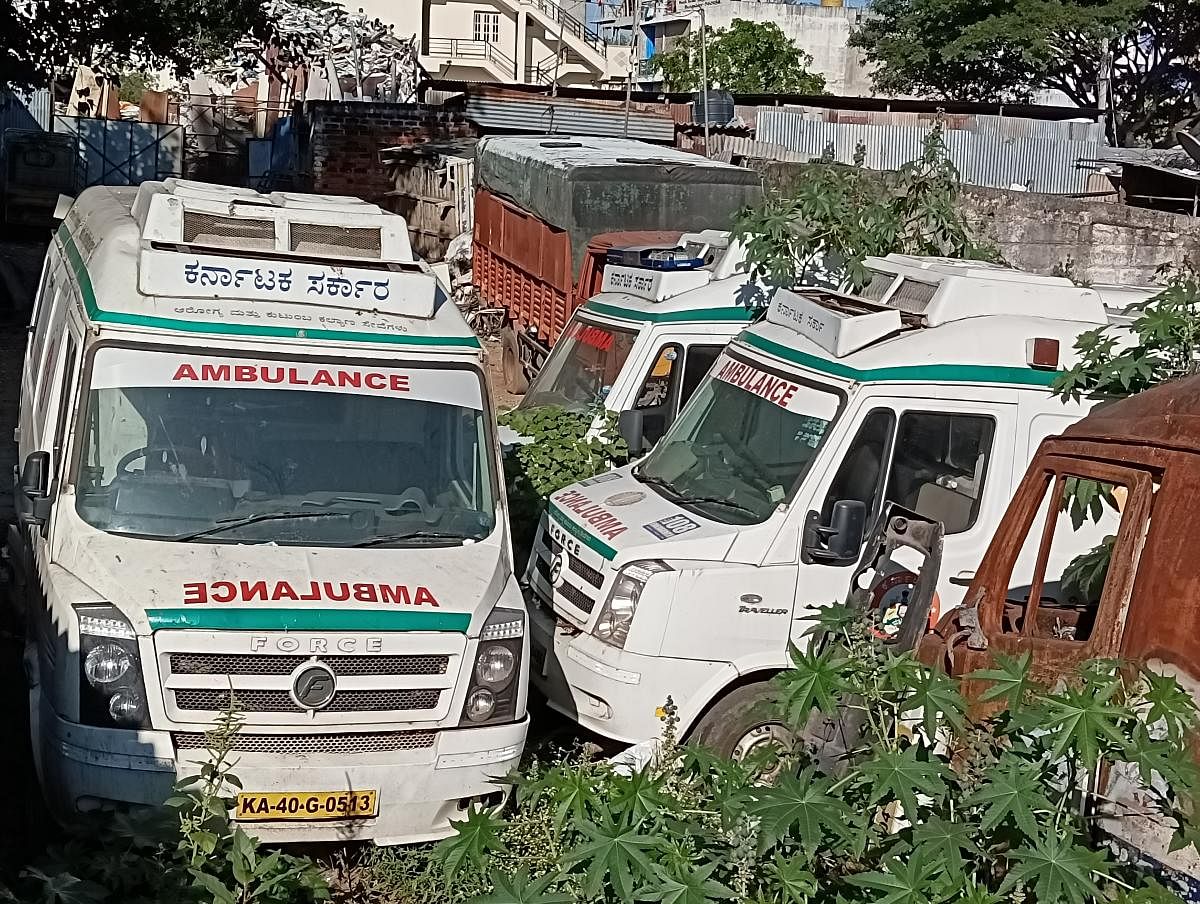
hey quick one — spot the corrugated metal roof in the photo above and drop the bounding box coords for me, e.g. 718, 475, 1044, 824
462, 93, 676, 143
0, 90, 46, 134
756, 110, 1103, 194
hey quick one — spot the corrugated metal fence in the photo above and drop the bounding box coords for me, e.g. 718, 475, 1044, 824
756, 110, 1103, 193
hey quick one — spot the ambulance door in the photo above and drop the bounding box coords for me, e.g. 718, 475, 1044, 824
624, 334, 725, 452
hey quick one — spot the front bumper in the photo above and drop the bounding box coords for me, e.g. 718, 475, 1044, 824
37, 696, 528, 845
528, 596, 730, 744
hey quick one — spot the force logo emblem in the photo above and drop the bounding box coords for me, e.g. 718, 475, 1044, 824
549, 551, 568, 587
290, 662, 337, 710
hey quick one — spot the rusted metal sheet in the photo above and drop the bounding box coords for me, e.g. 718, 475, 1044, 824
462, 88, 676, 143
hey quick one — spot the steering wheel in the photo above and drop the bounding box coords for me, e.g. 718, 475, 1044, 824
715, 430, 777, 492
116, 446, 282, 493
117, 445, 214, 475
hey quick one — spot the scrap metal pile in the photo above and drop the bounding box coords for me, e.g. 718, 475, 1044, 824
200, 0, 421, 100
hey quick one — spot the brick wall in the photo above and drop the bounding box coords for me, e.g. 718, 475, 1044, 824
303, 101, 477, 205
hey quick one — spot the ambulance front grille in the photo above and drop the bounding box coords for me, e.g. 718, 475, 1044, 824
174, 688, 442, 714
169, 653, 449, 677
173, 730, 436, 755
533, 533, 602, 614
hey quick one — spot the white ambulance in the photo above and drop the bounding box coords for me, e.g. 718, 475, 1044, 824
525, 256, 1153, 758
7, 180, 527, 843
511, 230, 837, 449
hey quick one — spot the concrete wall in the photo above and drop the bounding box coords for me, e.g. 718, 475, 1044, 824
963, 188, 1200, 286
701, 2, 874, 97
303, 101, 478, 205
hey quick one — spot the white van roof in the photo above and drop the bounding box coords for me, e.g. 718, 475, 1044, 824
736, 256, 1154, 388
58, 182, 478, 353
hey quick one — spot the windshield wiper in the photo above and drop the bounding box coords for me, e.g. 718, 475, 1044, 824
173, 511, 351, 542
345, 530, 471, 548
634, 471, 758, 519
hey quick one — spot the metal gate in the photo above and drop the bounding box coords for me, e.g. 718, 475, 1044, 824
53, 115, 184, 187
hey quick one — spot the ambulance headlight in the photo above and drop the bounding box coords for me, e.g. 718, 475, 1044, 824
460, 608, 524, 726
75, 604, 149, 729
594, 561, 672, 649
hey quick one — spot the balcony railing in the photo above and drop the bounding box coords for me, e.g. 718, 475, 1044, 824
637, 57, 661, 78
519, 0, 606, 55
426, 38, 517, 78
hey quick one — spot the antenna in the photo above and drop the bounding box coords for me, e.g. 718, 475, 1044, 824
1177, 130, 1200, 168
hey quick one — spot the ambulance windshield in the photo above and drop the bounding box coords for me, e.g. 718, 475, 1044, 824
635, 355, 841, 524
74, 348, 497, 546
520, 316, 637, 412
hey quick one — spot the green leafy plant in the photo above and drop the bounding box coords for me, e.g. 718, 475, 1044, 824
734, 123, 996, 291
400, 605, 1200, 904
499, 405, 628, 567
655, 18, 827, 95
1, 701, 328, 904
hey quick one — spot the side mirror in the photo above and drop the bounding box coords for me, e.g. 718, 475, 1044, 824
802, 499, 867, 565
618, 409, 646, 456
17, 451, 53, 527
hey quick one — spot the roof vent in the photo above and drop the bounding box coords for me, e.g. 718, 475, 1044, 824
182, 211, 276, 250
290, 223, 382, 259
885, 278, 938, 315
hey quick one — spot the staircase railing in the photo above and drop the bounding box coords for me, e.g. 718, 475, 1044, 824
426, 37, 518, 79
520, 0, 606, 55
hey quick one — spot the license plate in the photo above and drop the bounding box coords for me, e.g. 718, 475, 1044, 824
235, 790, 378, 822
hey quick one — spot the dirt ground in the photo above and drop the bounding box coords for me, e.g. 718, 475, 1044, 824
481, 335, 524, 413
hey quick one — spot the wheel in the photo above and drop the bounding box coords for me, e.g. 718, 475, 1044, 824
687, 682, 792, 763
501, 326, 529, 395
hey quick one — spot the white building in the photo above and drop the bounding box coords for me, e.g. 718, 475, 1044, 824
357, 0, 631, 87
599, 0, 874, 96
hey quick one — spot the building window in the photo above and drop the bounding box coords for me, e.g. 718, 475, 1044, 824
473, 11, 500, 43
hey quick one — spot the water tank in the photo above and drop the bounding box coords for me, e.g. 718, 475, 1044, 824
692, 89, 734, 125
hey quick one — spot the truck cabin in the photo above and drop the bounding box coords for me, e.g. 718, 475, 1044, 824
914, 375, 1200, 689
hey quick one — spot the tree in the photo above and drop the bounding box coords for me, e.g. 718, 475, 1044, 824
733, 126, 995, 291
849, 0, 1200, 146
656, 19, 827, 96
1, 0, 277, 88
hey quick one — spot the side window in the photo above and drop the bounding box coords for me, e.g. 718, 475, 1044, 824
679, 344, 723, 407
50, 336, 78, 482
634, 344, 679, 411
1002, 473, 1134, 643
884, 412, 995, 534
26, 267, 63, 389
821, 408, 895, 525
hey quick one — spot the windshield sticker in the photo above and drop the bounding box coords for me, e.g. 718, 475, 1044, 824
713, 355, 840, 419
89, 348, 485, 409
552, 488, 628, 541
183, 580, 439, 607
643, 514, 700, 540
578, 471, 622, 487
574, 323, 615, 352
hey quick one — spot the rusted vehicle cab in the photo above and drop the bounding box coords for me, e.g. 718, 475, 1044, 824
918, 376, 1200, 880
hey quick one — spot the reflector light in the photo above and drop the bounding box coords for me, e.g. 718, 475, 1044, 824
1026, 337, 1060, 369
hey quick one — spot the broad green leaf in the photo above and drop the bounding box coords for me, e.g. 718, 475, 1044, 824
962, 756, 1053, 840
608, 769, 673, 824
566, 817, 662, 902
970, 652, 1036, 710
188, 868, 238, 904
910, 816, 977, 880
1127, 724, 1200, 792
1142, 668, 1199, 737
769, 853, 817, 904
856, 745, 951, 821
469, 869, 574, 904
433, 806, 508, 879
1117, 878, 1190, 904
746, 768, 849, 851
19, 868, 108, 904
1000, 834, 1109, 904
1041, 681, 1131, 769
777, 644, 848, 723
844, 852, 943, 904
642, 861, 735, 904
904, 666, 967, 738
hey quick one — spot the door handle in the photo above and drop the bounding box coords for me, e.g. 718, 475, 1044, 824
949, 569, 976, 587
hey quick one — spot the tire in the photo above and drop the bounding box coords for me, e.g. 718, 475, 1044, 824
501, 327, 529, 395
687, 682, 792, 762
